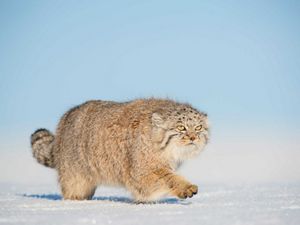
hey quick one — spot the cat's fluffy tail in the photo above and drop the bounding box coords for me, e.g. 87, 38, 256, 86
31, 128, 56, 168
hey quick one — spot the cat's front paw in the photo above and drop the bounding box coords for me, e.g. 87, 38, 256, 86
174, 184, 198, 199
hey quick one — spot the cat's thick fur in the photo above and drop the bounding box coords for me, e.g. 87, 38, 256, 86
31, 98, 209, 202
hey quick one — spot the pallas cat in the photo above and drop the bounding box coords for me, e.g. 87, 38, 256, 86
31, 98, 209, 202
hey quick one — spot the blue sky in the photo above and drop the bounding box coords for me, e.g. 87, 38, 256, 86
0, 0, 299, 142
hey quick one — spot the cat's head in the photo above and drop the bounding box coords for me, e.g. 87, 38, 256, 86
151, 105, 209, 164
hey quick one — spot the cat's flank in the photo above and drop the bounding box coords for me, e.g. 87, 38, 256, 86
31, 98, 209, 202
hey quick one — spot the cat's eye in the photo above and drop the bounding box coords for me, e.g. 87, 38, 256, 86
177, 125, 186, 131
195, 125, 203, 131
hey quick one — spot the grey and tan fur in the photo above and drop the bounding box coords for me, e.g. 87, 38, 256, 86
31, 98, 209, 202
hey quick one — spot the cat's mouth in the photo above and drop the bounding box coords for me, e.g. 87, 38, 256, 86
184, 142, 198, 149
187, 142, 196, 146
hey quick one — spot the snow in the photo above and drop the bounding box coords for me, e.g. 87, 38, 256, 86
1, 183, 299, 225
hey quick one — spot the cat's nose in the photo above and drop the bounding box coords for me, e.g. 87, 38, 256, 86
190, 136, 196, 141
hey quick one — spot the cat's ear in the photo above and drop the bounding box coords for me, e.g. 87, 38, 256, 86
151, 113, 164, 127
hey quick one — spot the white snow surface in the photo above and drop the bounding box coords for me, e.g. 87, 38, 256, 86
1, 183, 299, 225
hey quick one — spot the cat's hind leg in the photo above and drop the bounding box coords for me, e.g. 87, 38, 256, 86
59, 173, 96, 200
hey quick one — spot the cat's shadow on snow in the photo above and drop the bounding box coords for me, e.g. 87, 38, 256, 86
22, 194, 190, 205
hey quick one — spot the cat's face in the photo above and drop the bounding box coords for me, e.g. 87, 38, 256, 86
171, 116, 208, 150
152, 106, 209, 163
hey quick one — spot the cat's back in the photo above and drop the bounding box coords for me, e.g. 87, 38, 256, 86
80, 98, 176, 118
58, 98, 182, 132
63, 100, 124, 121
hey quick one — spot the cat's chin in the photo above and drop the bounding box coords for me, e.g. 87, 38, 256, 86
172, 143, 203, 160
182, 140, 203, 150
162, 139, 205, 170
